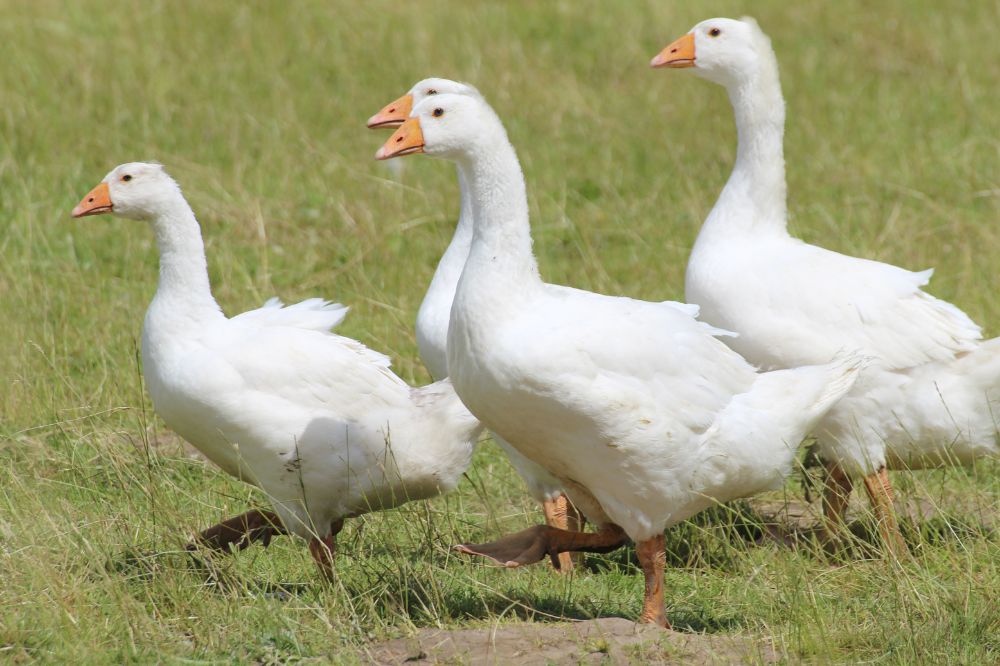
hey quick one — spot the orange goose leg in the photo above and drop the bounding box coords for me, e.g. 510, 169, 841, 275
541, 494, 585, 572
308, 519, 345, 581
637, 533, 670, 628
565, 496, 587, 567
457, 523, 675, 627
455, 522, 628, 570
861, 467, 910, 559
821, 461, 853, 547
187, 509, 287, 553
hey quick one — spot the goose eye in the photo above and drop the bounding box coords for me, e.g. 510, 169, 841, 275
708, 27, 721, 37
427, 89, 438, 95
122, 174, 133, 182
433, 108, 444, 117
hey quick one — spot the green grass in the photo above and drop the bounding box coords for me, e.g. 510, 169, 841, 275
1, 0, 998, 662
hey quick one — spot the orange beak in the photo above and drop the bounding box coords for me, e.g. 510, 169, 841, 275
375, 117, 425, 160
651, 32, 696, 68
367, 93, 414, 129
71, 181, 113, 217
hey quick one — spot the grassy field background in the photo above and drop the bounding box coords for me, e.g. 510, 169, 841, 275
1, 0, 998, 662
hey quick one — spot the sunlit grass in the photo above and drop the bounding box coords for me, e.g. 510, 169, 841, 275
0, 0, 997, 662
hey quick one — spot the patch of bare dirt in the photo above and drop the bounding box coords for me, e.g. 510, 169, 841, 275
753, 493, 997, 530
364, 618, 774, 665
751, 491, 995, 550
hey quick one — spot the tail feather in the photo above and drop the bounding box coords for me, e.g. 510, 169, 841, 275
234, 297, 349, 332
803, 352, 869, 419
412, 378, 485, 443
742, 351, 866, 439
696, 352, 865, 498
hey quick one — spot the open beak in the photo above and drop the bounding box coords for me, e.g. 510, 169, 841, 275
367, 93, 414, 129
71, 182, 113, 217
375, 117, 425, 160
651, 32, 695, 69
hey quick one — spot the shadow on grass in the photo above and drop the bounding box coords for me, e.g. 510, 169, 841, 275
104, 545, 313, 599
752, 499, 994, 564
104, 543, 744, 630
331, 572, 749, 632
101, 495, 995, 639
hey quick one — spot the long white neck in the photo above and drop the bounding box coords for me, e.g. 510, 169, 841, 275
414, 165, 475, 379
452, 166, 475, 254
701, 57, 788, 240
446, 131, 542, 364
427, 167, 476, 286
456, 135, 541, 289
146, 199, 224, 326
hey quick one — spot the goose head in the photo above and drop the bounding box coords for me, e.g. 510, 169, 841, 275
72, 162, 183, 221
367, 78, 481, 129
651, 17, 768, 87
375, 93, 503, 161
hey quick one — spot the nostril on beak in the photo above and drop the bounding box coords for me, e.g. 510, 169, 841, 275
88, 197, 94, 202
389, 107, 395, 112
396, 136, 402, 142
671, 48, 678, 53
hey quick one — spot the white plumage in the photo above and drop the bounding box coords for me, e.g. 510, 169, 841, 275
654, 17, 999, 547
369, 79, 575, 529
72, 162, 483, 570
378, 92, 863, 623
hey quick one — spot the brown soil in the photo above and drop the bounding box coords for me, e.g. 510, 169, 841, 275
363, 617, 774, 665
753, 491, 996, 532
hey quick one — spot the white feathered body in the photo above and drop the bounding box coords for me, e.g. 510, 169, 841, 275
681, 17, 999, 477
688, 232, 999, 476
118, 168, 485, 542
450, 239, 862, 541
143, 296, 481, 539
435, 102, 864, 541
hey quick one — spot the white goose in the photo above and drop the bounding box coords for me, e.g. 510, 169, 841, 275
71, 163, 483, 576
376, 93, 863, 625
368, 78, 585, 569
652, 17, 1000, 555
